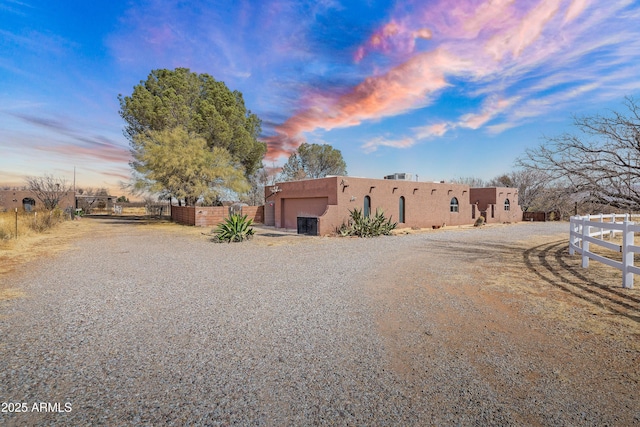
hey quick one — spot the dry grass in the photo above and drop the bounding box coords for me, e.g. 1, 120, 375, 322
0, 210, 55, 241
482, 232, 640, 350
0, 211, 128, 301
0, 217, 95, 301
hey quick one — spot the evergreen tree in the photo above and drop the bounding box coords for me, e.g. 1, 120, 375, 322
281, 143, 347, 181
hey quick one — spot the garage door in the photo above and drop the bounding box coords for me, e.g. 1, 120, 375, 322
282, 198, 328, 230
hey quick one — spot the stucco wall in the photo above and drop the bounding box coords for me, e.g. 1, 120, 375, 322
171, 206, 196, 225
334, 177, 473, 229
171, 205, 264, 227
266, 177, 487, 235
0, 190, 75, 211
470, 187, 522, 223
282, 197, 329, 229
266, 177, 339, 230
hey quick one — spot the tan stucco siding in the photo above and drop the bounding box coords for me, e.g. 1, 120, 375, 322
282, 197, 329, 230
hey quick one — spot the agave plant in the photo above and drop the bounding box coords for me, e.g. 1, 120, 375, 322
337, 208, 397, 237
214, 214, 255, 243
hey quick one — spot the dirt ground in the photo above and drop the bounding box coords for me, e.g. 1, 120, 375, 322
368, 227, 639, 424
1, 217, 639, 424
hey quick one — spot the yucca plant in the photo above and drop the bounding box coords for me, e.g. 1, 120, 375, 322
213, 214, 254, 243
337, 208, 396, 237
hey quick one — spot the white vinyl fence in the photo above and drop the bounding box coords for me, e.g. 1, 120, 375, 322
569, 214, 640, 289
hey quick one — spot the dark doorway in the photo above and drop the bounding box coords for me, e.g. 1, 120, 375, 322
22, 197, 35, 212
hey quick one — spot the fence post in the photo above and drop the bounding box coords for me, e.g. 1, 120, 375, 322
599, 213, 604, 239
569, 217, 576, 255
581, 217, 589, 268
622, 221, 634, 289
610, 213, 615, 239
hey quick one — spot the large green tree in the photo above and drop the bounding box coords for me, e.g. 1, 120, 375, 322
280, 143, 347, 181
118, 68, 266, 178
133, 127, 249, 206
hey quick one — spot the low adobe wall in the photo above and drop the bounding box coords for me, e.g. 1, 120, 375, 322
171, 206, 196, 225
523, 211, 560, 222
171, 205, 264, 227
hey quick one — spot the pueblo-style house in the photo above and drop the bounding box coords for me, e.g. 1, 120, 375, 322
264, 175, 522, 236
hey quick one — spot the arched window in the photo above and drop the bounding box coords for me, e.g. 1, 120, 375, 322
450, 197, 459, 213
364, 195, 371, 217
399, 196, 405, 223
504, 198, 511, 211
22, 197, 36, 212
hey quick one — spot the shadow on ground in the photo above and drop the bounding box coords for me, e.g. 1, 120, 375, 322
83, 215, 170, 225
420, 238, 640, 323
523, 240, 640, 323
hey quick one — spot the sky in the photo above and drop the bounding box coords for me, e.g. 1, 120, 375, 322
2, 0, 640, 194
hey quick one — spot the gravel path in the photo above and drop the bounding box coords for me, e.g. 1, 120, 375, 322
1, 219, 638, 425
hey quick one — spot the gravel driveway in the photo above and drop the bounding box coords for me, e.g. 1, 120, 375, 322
1, 218, 638, 425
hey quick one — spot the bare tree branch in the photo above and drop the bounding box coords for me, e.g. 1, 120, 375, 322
517, 97, 640, 212
25, 174, 72, 210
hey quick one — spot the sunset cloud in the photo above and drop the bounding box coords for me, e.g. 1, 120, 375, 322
565, 0, 590, 23
265, 48, 466, 159
361, 136, 416, 153
8, 112, 131, 164
2, 0, 638, 188
354, 19, 433, 62
413, 122, 449, 140
263, 0, 635, 159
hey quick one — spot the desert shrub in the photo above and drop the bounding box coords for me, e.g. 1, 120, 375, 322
0, 226, 11, 240
338, 208, 397, 237
213, 214, 254, 243
27, 208, 65, 232
474, 216, 485, 227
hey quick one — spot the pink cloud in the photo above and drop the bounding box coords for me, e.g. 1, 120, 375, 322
413, 96, 518, 139
459, 96, 517, 129
564, 0, 590, 23
265, 48, 464, 159
413, 122, 449, 139
354, 19, 432, 62
265, 0, 608, 159
36, 144, 132, 164
484, 0, 561, 61
361, 136, 416, 153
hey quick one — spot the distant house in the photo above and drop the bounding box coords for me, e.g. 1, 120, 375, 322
264, 176, 523, 235
0, 189, 75, 212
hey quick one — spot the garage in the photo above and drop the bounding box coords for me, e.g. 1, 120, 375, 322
281, 197, 328, 230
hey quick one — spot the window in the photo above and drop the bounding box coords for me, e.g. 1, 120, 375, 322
22, 197, 36, 212
399, 196, 405, 223
504, 198, 510, 211
450, 197, 459, 213
364, 195, 371, 218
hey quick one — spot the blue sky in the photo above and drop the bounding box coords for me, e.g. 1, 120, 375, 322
1, 0, 640, 193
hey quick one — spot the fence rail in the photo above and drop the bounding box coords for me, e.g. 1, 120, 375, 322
569, 214, 640, 289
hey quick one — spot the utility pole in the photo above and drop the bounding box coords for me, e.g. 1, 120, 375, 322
73, 166, 77, 212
